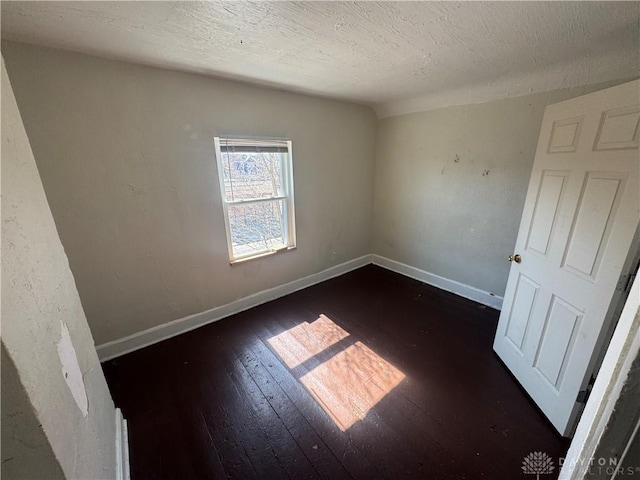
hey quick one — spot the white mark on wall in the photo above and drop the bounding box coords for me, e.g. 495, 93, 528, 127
57, 321, 88, 417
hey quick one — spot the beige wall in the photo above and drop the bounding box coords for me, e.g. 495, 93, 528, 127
1, 57, 116, 479
3, 42, 377, 345
3, 40, 632, 354
372, 81, 628, 298
1, 345, 66, 479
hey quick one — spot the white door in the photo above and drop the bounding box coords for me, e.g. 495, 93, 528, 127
493, 80, 640, 437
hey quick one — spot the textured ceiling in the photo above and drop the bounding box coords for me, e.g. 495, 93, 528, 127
2, 1, 638, 117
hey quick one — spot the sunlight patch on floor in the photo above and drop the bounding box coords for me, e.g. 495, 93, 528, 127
268, 314, 350, 369
268, 315, 405, 431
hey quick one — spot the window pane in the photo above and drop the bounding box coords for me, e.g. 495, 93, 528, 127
228, 200, 286, 258
221, 151, 284, 202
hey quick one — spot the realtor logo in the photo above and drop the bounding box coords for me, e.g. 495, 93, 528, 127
522, 451, 555, 479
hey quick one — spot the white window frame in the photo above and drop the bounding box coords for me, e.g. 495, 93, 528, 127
214, 136, 296, 264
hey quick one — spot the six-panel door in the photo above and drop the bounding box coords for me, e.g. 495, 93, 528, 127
493, 80, 640, 436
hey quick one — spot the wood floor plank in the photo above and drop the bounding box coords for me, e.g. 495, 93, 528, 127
296, 272, 566, 459
255, 296, 498, 479
178, 355, 260, 480
234, 345, 352, 480
226, 352, 320, 480
254, 317, 452, 479
103, 265, 569, 479
240, 332, 384, 479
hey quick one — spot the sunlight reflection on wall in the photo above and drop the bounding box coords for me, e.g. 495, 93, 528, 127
268, 314, 405, 431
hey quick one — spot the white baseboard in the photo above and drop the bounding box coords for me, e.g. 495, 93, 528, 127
97, 253, 501, 361
115, 408, 130, 480
371, 254, 503, 310
96, 255, 371, 361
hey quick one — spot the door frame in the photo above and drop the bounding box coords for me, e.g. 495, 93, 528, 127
560, 268, 640, 479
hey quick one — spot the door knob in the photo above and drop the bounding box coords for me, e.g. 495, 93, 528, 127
508, 254, 522, 263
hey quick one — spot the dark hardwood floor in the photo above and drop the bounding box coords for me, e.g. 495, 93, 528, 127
103, 265, 569, 479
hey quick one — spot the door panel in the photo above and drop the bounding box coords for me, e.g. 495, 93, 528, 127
526, 171, 568, 256
593, 106, 639, 151
533, 295, 582, 389
562, 173, 626, 280
505, 274, 539, 351
548, 116, 584, 153
494, 80, 639, 436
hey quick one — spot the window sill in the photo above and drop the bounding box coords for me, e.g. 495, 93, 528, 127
229, 245, 296, 265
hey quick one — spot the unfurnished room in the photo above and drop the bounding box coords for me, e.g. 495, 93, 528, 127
2, 2, 640, 479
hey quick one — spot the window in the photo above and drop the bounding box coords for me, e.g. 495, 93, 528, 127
214, 137, 296, 263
